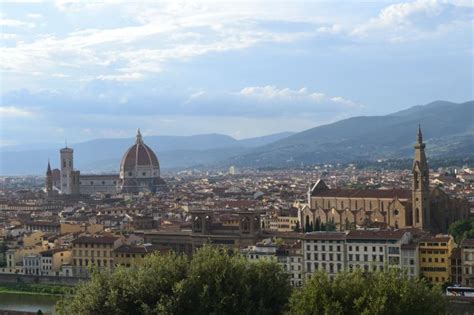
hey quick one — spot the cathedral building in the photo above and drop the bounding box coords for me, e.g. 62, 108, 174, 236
300, 126, 468, 233
45, 129, 167, 195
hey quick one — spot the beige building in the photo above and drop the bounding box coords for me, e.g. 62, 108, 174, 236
113, 244, 167, 268
22, 231, 46, 247
71, 234, 122, 277
40, 248, 72, 276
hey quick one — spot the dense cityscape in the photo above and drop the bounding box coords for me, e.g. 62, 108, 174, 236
0, 128, 473, 293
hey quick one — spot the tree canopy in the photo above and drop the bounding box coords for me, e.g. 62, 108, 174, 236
448, 218, 474, 244
56, 246, 290, 315
288, 269, 446, 315
57, 246, 446, 315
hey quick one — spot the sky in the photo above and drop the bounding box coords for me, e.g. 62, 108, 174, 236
0, 0, 473, 148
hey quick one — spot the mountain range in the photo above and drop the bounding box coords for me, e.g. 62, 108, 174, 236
0, 100, 472, 175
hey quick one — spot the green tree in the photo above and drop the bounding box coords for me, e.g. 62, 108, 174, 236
288, 269, 446, 315
294, 221, 301, 232
315, 218, 321, 231
448, 219, 474, 244
57, 246, 290, 315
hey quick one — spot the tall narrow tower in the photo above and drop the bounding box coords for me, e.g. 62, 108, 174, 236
46, 160, 53, 195
60, 146, 74, 194
412, 125, 430, 230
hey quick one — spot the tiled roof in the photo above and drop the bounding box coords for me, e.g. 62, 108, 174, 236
346, 229, 407, 240
72, 235, 119, 244
304, 232, 346, 240
311, 188, 411, 199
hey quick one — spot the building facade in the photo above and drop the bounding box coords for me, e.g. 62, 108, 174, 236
418, 235, 454, 284
460, 238, 474, 286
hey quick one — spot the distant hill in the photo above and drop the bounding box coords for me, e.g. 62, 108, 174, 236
1, 100, 472, 175
222, 100, 474, 167
0, 132, 294, 175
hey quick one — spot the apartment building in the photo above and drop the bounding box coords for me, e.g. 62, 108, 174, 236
418, 235, 454, 284
276, 242, 303, 287
302, 232, 346, 279
71, 234, 122, 277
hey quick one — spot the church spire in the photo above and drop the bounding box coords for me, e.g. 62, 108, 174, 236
136, 128, 143, 144
47, 159, 52, 175
417, 124, 423, 144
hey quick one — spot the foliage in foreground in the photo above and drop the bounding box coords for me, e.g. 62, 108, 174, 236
57, 245, 446, 315
56, 245, 291, 315
288, 269, 446, 315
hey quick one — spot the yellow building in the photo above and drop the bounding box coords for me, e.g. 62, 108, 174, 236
419, 235, 454, 284
22, 231, 46, 247
113, 244, 168, 268
71, 234, 122, 277
60, 222, 104, 235
40, 248, 72, 276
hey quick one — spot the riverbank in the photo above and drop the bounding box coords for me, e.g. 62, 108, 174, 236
0, 283, 74, 296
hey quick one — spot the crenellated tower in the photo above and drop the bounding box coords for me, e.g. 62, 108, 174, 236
412, 125, 430, 230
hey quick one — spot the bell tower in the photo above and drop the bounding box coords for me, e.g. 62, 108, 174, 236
412, 125, 430, 230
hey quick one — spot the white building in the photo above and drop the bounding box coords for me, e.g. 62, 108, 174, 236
302, 232, 346, 279
346, 230, 412, 273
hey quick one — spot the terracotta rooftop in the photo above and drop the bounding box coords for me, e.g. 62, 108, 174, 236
346, 229, 407, 240
114, 244, 168, 254
311, 188, 411, 199
72, 235, 119, 244
304, 232, 346, 240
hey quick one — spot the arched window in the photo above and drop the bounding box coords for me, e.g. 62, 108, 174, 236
414, 172, 419, 189
415, 208, 420, 223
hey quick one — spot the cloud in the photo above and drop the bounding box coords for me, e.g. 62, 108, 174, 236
0, 106, 34, 118
26, 13, 42, 19
239, 86, 356, 107
96, 72, 144, 82
350, 0, 471, 42
0, 18, 35, 28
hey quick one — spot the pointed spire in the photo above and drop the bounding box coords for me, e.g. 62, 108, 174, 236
417, 124, 423, 144
47, 159, 52, 175
136, 128, 143, 144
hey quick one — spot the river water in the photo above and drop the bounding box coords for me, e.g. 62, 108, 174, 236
0, 292, 59, 314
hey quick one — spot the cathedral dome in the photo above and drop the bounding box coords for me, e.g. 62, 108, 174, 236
119, 129, 160, 179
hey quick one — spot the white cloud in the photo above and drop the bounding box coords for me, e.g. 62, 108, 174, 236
0, 18, 35, 28
0, 106, 33, 118
26, 13, 42, 19
96, 72, 144, 81
349, 0, 468, 42
239, 86, 356, 107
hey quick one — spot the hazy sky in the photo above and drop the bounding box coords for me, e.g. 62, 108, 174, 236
1, 0, 472, 147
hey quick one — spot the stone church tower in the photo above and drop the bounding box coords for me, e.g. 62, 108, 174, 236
412, 125, 430, 230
